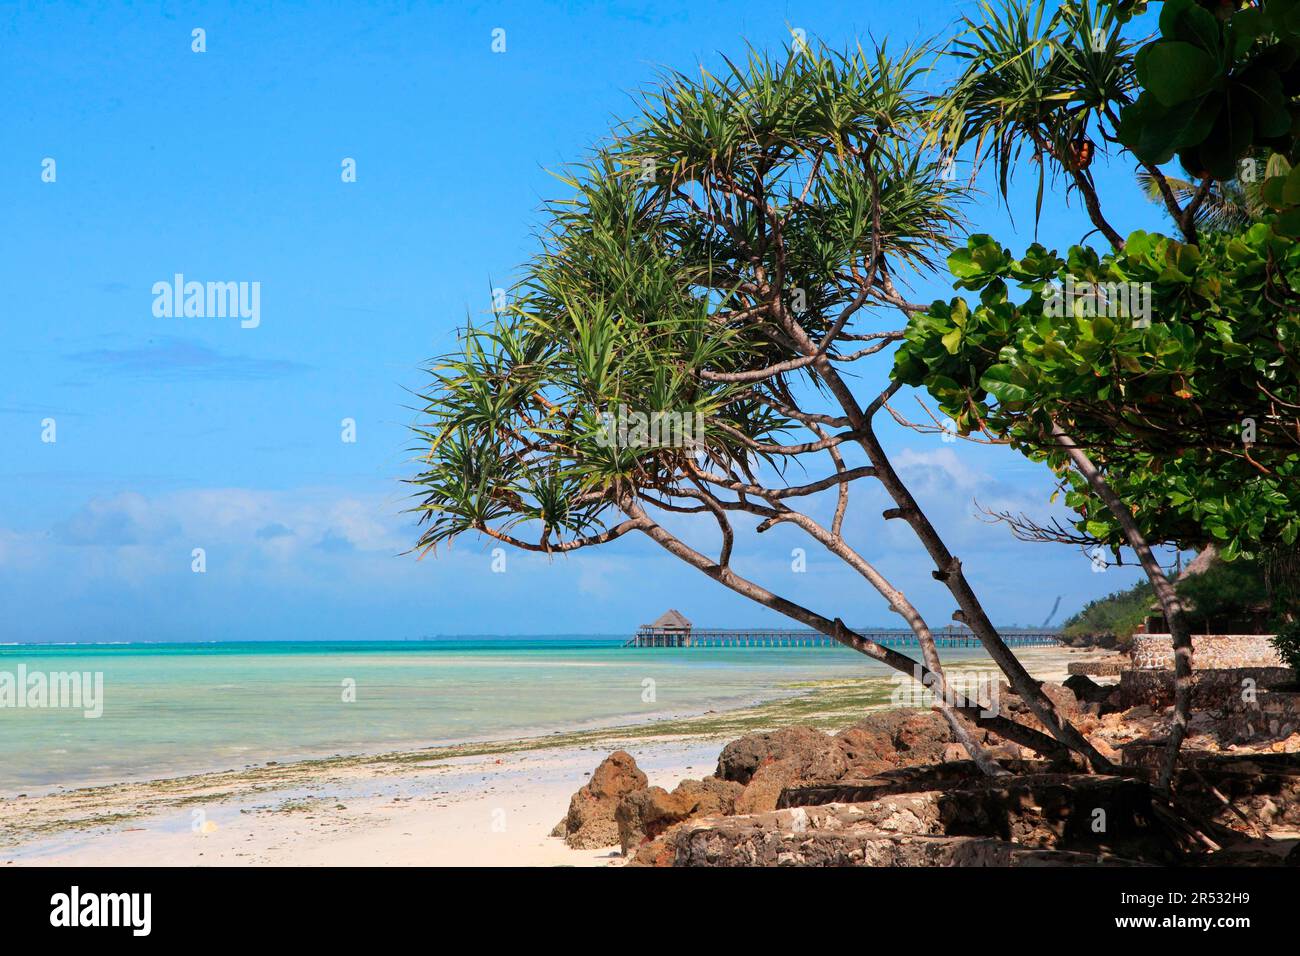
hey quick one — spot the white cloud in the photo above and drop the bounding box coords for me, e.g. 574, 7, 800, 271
54, 491, 181, 546
893, 446, 988, 491
0, 487, 412, 577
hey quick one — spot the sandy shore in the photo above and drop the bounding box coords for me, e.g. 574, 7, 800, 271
0, 645, 1099, 867
3, 740, 722, 867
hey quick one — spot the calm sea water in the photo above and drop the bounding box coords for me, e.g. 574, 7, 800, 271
0, 638, 993, 792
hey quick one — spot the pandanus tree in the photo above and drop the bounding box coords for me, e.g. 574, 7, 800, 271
408, 43, 1113, 774
908, 0, 1300, 788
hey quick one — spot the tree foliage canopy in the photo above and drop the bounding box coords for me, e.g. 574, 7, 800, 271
892, 227, 1300, 561
902, 0, 1300, 566
410, 44, 960, 554
1117, 0, 1300, 182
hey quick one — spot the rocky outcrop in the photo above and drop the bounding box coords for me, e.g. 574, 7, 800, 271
713, 712, 963, 814
671, 772, 1182, 866
730, 761, 799, 814
556, 714, 964, 857
997, 680, 1085, 729
1119, 667, 1294, 710
779, 759, 1022, 807
836, 710, 954, 770
553, 660, 1300, 866
716, 726, 847, 785
714, 726, 849, 814
674, 824, 1136, 867
1037, 681, 1081, 716
551, 750, 648, 849
615, 777, 743, 854
556, 699, 1300, 866
1119, 748, 1300, 832
1226, 689, 1300, 744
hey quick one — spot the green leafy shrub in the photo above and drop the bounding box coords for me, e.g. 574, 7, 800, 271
1061, 579, 1154, 646
1272, 619, 1300, 675
1063, 557, 1279, 645
891, 227, 1300, 562
1176, 559, 1272, 634
1117, 0, 1300, 183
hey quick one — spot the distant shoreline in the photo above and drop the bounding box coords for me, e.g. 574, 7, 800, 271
0, 626, 1048, 647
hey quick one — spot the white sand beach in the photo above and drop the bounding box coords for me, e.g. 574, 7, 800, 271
3, 739, 722, 867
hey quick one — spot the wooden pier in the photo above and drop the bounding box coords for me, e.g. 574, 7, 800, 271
625, 618, 1061, 649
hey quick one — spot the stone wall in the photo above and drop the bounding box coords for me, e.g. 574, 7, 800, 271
1225, 689, 1300, 743
1115, 749, 1300, 832
1067, 659, 1124, 677
672, 775, 1187, 865
1130, 633, 1282, 670
1118, 667, 1294, 710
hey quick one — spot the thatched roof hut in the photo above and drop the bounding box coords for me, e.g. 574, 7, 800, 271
645, 609, 692, 632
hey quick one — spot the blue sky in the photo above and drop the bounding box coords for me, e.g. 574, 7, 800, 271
0, 1, 1164, 642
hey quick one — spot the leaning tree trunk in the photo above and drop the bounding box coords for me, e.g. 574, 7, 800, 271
1051, 423, 1194, 791
790, 343, 1115, 772
623, 499, 1074, 763
781, 510, 1008, 776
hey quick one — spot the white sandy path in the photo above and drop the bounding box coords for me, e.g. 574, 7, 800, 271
4, 739, 725, 868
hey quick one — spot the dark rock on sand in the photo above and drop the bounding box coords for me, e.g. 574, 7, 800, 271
1063, 673, 1110, 705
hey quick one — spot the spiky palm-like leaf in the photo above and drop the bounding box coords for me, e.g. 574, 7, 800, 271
408, 41, 966, 553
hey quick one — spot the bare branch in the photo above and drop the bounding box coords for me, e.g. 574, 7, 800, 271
474, 518, 648, 554
621, 498, 1069, 763
1050, 421, 1192, 790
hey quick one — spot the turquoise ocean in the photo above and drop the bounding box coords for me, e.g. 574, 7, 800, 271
0, 638, 995, 792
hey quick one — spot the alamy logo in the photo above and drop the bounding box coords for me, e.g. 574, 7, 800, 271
0, 665, 103, 718
50, 886, 151, 936
889, 665, 1000, 718
1043, 275, 1151, 328
594, 404, 705, 450
152, 274, 261, 328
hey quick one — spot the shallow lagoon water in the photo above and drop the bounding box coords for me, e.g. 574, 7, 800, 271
0, 638, 995, 791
